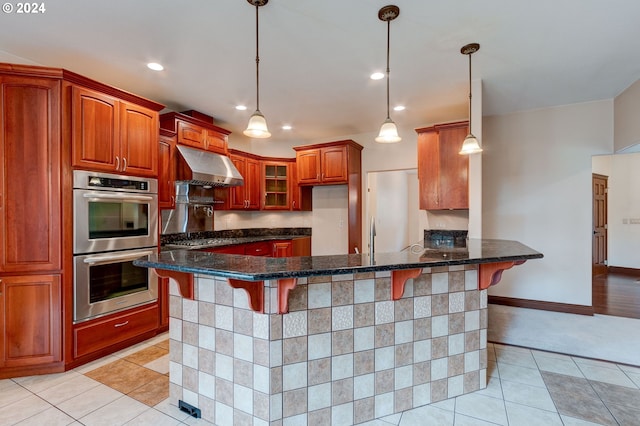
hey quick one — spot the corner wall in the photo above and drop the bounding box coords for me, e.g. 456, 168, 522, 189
614, 78, 640, 152
483, 100, 614, 306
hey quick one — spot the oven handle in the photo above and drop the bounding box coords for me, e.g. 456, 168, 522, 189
82, 250, 155, 265
82, 193, 154, 201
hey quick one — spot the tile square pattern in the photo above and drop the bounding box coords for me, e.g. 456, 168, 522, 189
169, 267, 486, 424
85, 339, 170, 407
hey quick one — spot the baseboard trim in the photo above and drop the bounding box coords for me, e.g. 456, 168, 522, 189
488, 295, 594, 316
608, 266, 640, 277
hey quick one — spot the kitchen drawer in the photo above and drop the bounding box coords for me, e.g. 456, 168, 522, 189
244, 241, 271, 256
73, 303, 159, 358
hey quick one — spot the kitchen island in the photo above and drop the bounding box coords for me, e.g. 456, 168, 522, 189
135, 239, 542, 425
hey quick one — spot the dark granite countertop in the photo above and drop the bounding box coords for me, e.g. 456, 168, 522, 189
161, 227, 311, 250
135, 239, 543, 281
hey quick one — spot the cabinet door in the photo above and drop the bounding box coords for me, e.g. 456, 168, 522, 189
0, 76, 61, 272
229, 155, 247, 209
158, 135, 176, 209
204, 129, 227, 154
245, 158, 262, 210
290, 161, 312, 211
417, 130, 441, 210
263, 162, 290, 210
296, 149, 321, 184
321, 145, 348, 183
272, 241, 293, 257
177, 121, 206, 150
71, 86, 120, 172
438, 125, 469, 209
120, 102, 158, 177
0, 275, 62, 368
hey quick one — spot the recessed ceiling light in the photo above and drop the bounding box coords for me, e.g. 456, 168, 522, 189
370, 72, 384, 80
147, 62, 164, 71
393, 105, 406, 111
282, 125, 292, 130
235, 105, 248, 111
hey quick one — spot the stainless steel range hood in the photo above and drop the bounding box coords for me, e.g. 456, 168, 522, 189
176, 145, 244, 187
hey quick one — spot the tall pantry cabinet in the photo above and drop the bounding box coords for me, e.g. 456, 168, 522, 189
0, 69, 63, 377
0, 63, 165, 378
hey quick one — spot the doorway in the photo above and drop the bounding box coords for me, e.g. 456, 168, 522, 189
591, 154, 640, 319
592, 173, 608, 276
366, 169, 422, 253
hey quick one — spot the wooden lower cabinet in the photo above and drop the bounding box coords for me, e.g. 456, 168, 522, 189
73, 303, 159, 359
0, 275, 62, 372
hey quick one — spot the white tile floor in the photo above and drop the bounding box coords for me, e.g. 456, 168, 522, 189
2, 327, 639, 425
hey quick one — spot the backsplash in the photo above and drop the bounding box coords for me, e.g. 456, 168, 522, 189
213, 210, 312, 230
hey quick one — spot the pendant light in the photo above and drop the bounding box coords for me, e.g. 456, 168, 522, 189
375, 5, 401, 144
243, 0, 271, 139
459, 43, 482, 154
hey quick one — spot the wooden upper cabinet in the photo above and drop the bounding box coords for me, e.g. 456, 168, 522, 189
416, 121, 469, 210
294, 140, 359, 186
228, 153, 261, 210
294, 140, 363, 253
71, 86, 159, 177
0, 75, 61, 273
161, 112, 230, 155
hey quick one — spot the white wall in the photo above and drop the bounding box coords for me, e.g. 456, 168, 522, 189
483, 100, 614, 306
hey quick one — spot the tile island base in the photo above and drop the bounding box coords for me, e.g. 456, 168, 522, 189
168, 266, 487, 425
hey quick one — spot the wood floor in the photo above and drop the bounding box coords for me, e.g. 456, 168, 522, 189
593, 271, 640, 318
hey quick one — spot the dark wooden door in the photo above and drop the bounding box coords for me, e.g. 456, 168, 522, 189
0, 76, 61, 273
592, 174, 608, 276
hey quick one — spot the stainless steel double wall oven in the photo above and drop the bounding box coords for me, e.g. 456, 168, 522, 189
73, 170, 158, 323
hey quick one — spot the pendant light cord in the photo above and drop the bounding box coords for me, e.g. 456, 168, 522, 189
385, 19, 391, 120
255, 3, 260, 111
468, 51, 472, 129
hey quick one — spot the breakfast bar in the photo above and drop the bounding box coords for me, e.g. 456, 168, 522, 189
135, 239, 542, 425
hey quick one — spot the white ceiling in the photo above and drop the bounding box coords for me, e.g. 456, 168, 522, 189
2, 0, 640, 142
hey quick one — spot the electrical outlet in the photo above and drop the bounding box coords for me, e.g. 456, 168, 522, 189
630, 218, 640, 224
623, 218, 629, 224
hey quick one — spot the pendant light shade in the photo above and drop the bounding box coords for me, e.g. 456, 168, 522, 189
375, 118, 401, 143
244, 0, 271, 139
244, 110, 271, 138
375, 5, 401, 144
459, 43, 482, 154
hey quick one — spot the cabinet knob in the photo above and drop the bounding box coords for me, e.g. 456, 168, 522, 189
115, 156, 120, 171
122, 157, 127, 171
